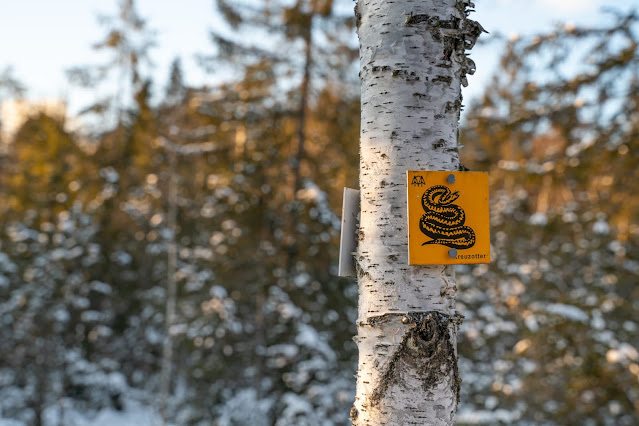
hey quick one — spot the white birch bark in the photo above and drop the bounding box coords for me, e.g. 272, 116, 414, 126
352, 1, 483, 424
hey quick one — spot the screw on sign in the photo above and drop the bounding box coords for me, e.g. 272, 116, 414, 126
407, 171, 490, 265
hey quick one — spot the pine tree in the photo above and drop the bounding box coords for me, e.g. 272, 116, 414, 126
186, 1, 360, 422
457, 9, 639, 424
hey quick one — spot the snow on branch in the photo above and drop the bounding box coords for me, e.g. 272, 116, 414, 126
155, 136, 222, 156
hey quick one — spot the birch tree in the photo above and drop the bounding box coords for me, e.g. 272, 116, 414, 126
352, 1, 483, 424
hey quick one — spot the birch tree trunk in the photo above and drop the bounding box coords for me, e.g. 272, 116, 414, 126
352, 1, 483, 424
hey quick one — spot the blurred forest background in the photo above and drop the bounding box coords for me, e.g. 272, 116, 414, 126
0, 0, 638, 425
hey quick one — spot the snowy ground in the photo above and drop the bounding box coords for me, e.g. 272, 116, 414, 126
0, 399, 159, 426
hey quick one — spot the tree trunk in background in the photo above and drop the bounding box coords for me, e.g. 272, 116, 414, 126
352, 1, 482, 424
159, 149, 178, 426
292, 20, 312, 197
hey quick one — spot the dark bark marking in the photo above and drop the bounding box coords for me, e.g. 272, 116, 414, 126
392, 69, 420, 82
430, 27, 442, 43
445, 100, 462, 113
368, 312, 463, 408
432, 75, 453, 85
406, 14, 461, 30
432, 139, 446, 149
372, 65, 392, 72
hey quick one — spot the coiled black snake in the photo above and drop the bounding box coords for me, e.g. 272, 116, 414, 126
419, 185, 476, 249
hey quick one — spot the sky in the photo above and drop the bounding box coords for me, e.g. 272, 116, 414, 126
0, 0, 638, 119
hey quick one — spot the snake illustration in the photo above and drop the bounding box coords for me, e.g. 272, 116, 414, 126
419, 185, 476, 249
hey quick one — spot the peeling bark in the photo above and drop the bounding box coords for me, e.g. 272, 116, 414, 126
353, 0, 482, 424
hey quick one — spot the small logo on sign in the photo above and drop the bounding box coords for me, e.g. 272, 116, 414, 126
411, 175, 425, 187
419, 185, 476, 249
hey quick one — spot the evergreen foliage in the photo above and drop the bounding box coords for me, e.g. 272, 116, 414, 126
0, 2, 638, 425
458, 10, 639, 425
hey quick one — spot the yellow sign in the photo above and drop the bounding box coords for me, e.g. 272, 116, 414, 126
407, 171, 490, 265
